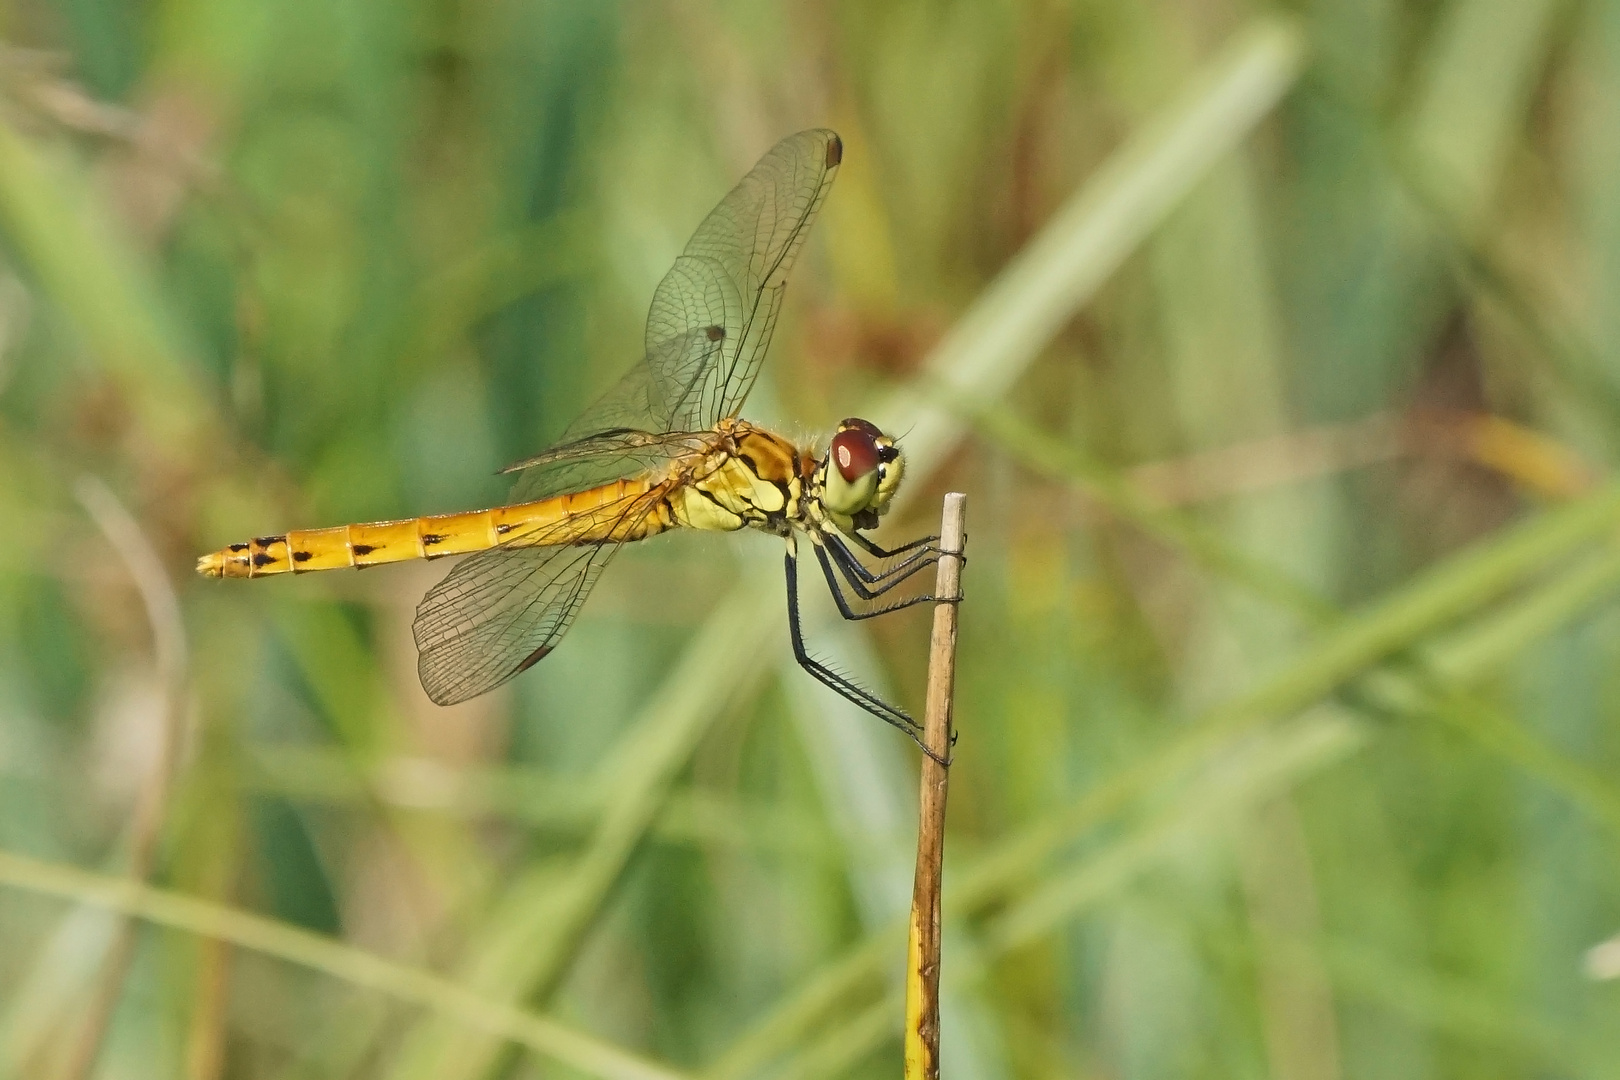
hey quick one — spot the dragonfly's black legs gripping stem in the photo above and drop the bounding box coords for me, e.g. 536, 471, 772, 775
815, 535, 939, 617
783, 540, 949, 766
846, 530, 939, 560
823, 532, 939, 594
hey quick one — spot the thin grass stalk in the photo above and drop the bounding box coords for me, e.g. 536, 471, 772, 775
0, 849, 685, 1080
56, 477, 189, 1080
903, 493, 965, 1080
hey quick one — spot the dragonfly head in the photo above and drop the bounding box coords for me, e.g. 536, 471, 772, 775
819, 418, 905, 532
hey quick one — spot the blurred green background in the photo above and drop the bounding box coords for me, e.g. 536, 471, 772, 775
2, 1, 1620, 1078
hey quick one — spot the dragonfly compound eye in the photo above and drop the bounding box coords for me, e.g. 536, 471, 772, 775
837, 417, 884, 439
830, 427, 881, 481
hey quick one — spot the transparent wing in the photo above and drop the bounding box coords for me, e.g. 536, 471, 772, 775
501, 330, 727, 505
502, 129, 842, 501
663, 128, 842, 428
640, 257, 744, 431
503, 427, 693, 504
412, 485, 668, 705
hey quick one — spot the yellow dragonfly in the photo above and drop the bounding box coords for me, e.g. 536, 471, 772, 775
199, 129, 943, 756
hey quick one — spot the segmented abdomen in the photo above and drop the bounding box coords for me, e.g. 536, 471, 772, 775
197, 476, 672, 579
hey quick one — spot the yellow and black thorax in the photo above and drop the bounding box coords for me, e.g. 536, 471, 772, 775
669, 418, 808, 537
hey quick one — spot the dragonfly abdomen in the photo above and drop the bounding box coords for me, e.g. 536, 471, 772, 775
196, 476, 671, 579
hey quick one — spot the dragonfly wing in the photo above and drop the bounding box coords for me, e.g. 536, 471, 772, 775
502, 131, 839, 503
502, 427, 702, 504
543, 286, 736, 456
501, 302, 736, 507
412, 487, 666, 705
651, 128, 843, 428
641, 256, 744, 429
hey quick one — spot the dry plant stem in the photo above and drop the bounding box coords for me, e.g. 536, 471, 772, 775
60, 477, 189, 1080
904, 492, 967, 1080
185, 936, 233, 1080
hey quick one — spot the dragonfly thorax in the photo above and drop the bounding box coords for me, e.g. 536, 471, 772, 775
668, 420, 805, 535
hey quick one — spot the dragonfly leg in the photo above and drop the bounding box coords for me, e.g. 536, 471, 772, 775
814, 535, 938, 617
824, 532, 938, 592
845, 530, 939, 560
783, 544, 948, 766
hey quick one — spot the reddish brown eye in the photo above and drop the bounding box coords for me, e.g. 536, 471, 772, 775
838, 417, 884, 439
830, 427, 880, 481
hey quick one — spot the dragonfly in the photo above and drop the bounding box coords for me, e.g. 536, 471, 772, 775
198, 129, 945, 757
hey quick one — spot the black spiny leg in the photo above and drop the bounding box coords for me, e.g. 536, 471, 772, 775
822, 532, 936, 598
783, 540, 947, 765
814, 535, 938, 619
845, 530, 938, 560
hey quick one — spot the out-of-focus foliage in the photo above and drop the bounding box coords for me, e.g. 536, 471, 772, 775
0, 1, 1618, 1078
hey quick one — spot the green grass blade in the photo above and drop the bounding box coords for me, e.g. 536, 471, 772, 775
1402, 0, 1566, 230
383, 574, 779, 1080
0, 848, 686, 1080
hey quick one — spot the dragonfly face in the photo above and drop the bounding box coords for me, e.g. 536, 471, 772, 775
199, 129, 948, 761
813, 417, 906, 536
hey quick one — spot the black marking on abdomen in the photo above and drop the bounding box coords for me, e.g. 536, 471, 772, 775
255, 535, 286, 546
495, 523, 512, 535
252, 552, 276, 567
422, 533, 444, 546
293, 550, 312, 563
352, 544, 375, 556
229, 543, 249, 553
